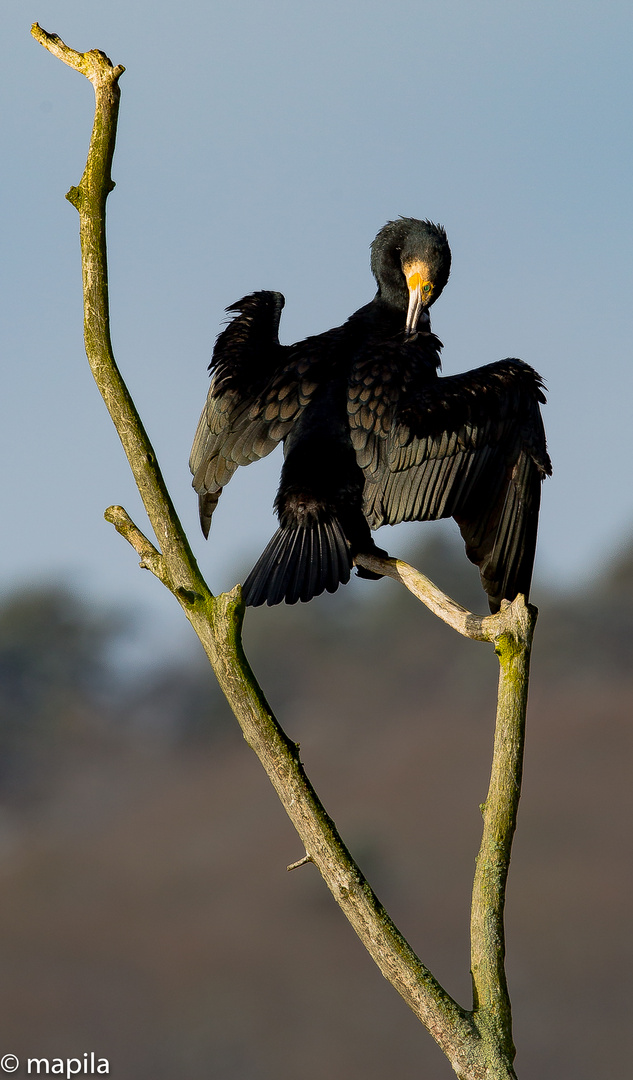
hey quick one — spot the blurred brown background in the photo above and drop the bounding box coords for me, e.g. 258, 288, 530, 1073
0, 532, 630, 1078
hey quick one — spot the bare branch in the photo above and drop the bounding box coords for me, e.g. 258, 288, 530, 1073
183, 590, 483, 1068
470, 603, 535, 1061
355, 552, 522, 642
103, 505, 168, 583
358, 551, 536, 1067
31, 24, 126, 85
31, 23, 203, 600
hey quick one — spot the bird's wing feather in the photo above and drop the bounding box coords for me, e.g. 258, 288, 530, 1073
349, 357, 551, 609
189, 291, 326, 536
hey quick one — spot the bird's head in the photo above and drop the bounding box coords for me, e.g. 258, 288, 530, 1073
370, 217, 451, 337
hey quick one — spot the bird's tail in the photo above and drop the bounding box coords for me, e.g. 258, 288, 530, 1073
242, 515, 353, 607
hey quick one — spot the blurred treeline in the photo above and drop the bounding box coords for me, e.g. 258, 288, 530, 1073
0, 531, 631, 1079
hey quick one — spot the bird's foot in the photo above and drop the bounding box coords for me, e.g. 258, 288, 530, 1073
355, 546, 389, 581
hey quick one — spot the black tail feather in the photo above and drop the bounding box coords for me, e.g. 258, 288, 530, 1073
242, 516, 353, 607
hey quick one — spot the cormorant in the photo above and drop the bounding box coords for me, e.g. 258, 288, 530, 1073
190, 218, 550, 612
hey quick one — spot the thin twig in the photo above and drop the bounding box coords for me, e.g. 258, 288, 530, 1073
287, 854, 314, 871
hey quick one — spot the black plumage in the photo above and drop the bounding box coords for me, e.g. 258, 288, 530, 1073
190, 218, 550, 611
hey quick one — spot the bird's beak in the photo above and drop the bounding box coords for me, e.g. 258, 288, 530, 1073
405, 279, 423, 338
404, 268, 433, 338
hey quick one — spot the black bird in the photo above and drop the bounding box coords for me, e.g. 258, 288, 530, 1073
190, 218, 550, 611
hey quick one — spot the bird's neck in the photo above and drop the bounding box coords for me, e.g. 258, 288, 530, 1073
356, 294, 433, 335
374, 261, 409, 311
345, 297, 441, 371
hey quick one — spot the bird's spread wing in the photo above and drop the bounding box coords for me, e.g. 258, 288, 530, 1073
348, 357, 551, 610
190, 291, 323, 536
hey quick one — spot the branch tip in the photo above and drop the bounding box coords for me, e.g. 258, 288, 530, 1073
287, 854, 314, 872
31, 24, 125, 85
214, 584, 245, 619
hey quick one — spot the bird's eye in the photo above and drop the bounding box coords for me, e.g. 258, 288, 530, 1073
423, 283, 432, 294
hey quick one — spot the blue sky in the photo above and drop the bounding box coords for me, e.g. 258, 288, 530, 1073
2, 1, 633, 644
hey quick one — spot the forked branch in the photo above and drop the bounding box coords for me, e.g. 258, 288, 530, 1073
32, 24, 535, 1079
